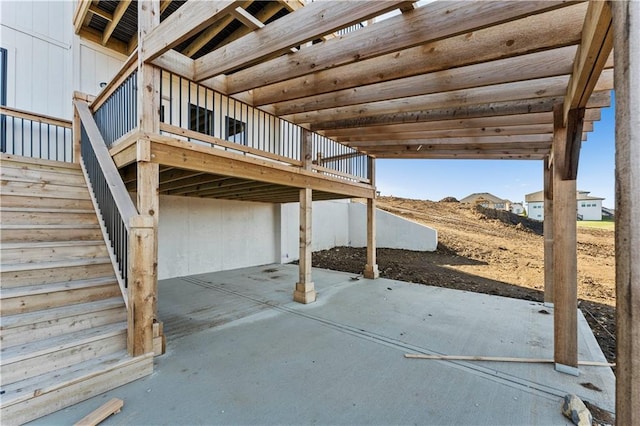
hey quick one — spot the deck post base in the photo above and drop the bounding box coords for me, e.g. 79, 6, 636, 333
363, 264, 379, 279
293, 282, 317, 304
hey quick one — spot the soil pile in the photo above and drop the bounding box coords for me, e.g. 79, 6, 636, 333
312, 196, 616, 364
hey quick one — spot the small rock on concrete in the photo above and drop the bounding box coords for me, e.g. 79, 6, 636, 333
562, 394, 592, 426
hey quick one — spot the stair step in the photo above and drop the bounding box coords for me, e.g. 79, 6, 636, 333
1, 260, 115, 288
0, 180, 91, 200
0, 153, 82, 171
0, 322, 127, 386
0, 257, 113, 274
0, 208, 98, 225
0, 194, 94, 210
1, 240, 108, 264
0, 297, 126, 348
0, 351, 153, 425
0, 167, 87, 187
0, 274, 120, 315
1, 224, 103, 243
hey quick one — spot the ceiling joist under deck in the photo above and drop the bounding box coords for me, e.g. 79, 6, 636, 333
78, 0, 614, 161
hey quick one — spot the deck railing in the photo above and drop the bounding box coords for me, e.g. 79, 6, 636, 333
0, 106, 73, 162
76, 100, 138, 304
88, 59, 371, 184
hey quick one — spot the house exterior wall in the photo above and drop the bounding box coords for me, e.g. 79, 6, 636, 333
528, 201, 545, 220
578, 199, 603, 220
0, 1, 74, 118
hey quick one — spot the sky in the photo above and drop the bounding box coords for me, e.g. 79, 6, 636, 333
375, 92, 616, 209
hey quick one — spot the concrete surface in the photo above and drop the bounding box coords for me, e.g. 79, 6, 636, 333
31, 264, 615, 425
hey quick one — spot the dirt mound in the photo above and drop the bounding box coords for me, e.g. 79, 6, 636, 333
439, 196, 459, 203
475, 205, 544, 235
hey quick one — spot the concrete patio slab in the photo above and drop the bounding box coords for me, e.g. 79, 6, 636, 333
30, 264, 615, 425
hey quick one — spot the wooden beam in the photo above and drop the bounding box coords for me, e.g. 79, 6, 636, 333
543, 156, 554, 304
231, 6, 263, 30
88, 4, 113, 22
561, 108, 586, 180
612, 1, 640, 423
148, 137, 375, 199
102, 0, 132, 45
552, 104, 578, 374
181, 1, 253, 58
344, 135, 553, 148
193, 1, 406, 81
160, 0, 172, 13
272, 46, 579, 116
231, 1, 584, 96
151, 50, 195, 80
336, 125, 555, 142
73, 0, 92, 34
285, 75, 573, 125
311, 92, 611, 131
142, 1, 237, 63
362, 147, 550, 156
294, 187, 316, 304
374, 152, 546, 160
78, 27, 128, 55
216, 2, 282, 47
564, 0, 613, 124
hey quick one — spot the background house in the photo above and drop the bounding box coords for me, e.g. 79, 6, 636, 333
510, 203, 525, 215
459, 192, 511, 211
525, 190, 605, 221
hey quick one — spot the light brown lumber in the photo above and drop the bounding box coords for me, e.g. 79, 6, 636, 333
363, 159, 379, 280
181, 1, 252, 58
564, 0, 613, 124
88, 4, 113, 22
194, 1, 406, 81
102, 0, 132, 45
285, 75, 571, 125
311, 92, 611, 132
293, 187, 316, 304
74, 398, 123, 426
343, 135, 553, 147
272, 46, 578, 116
552, 104, 578, 371
612, 1, 640, 423
216, 2, 282, 47
148, 137, 374, 199
73, 0, 92, 34
77, 27, 128, 55
404, 354, 614, 367
373, 153, 546, 160
142, 1, 236, 63
0, 106, 71, 128
231, 1, 579, 96
543, 156, 554, 304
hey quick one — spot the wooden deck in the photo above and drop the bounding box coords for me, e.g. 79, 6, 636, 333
111, 132, 375, 203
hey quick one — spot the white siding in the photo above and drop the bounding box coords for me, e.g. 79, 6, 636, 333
0, 1, 74, 118
528, 202, 545, 220
578, 199, 603, 221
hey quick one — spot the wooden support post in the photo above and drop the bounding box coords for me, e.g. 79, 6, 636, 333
612, 1, 640, 423
543, 155, 554, 305
130, 0, 162, 355
294, 187, 316, 304
364, 156, 379, 279
552, 104, 578, 375
127, 215, 156, 356
72, 105, 81, 163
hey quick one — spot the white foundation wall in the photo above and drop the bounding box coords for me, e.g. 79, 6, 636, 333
348, 202, 438, 252
280, 200, 437, 262
158, 195, 280, 280
279, 200, 351, 263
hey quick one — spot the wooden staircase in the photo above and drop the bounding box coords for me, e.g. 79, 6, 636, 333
0, 154, 153, 425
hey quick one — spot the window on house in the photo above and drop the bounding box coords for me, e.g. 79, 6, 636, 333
225, 116, 247, 145
581, 203, 586, 207
189, 103, 214, 135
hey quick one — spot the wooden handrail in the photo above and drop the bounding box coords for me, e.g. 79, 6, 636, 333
312, 164, 370, 184
0, 105, 72, 128
75, 100, 138, 227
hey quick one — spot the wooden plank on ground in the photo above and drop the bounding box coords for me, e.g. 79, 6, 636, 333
74, 398, 124, 426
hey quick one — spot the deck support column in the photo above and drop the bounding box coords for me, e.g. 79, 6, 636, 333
364, 157, 379, 279
294, 187, 316, 304
127, 0, 161, 356
543, 155, 554, 305
552, 105, 578, 375
613, 1, 640, 423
